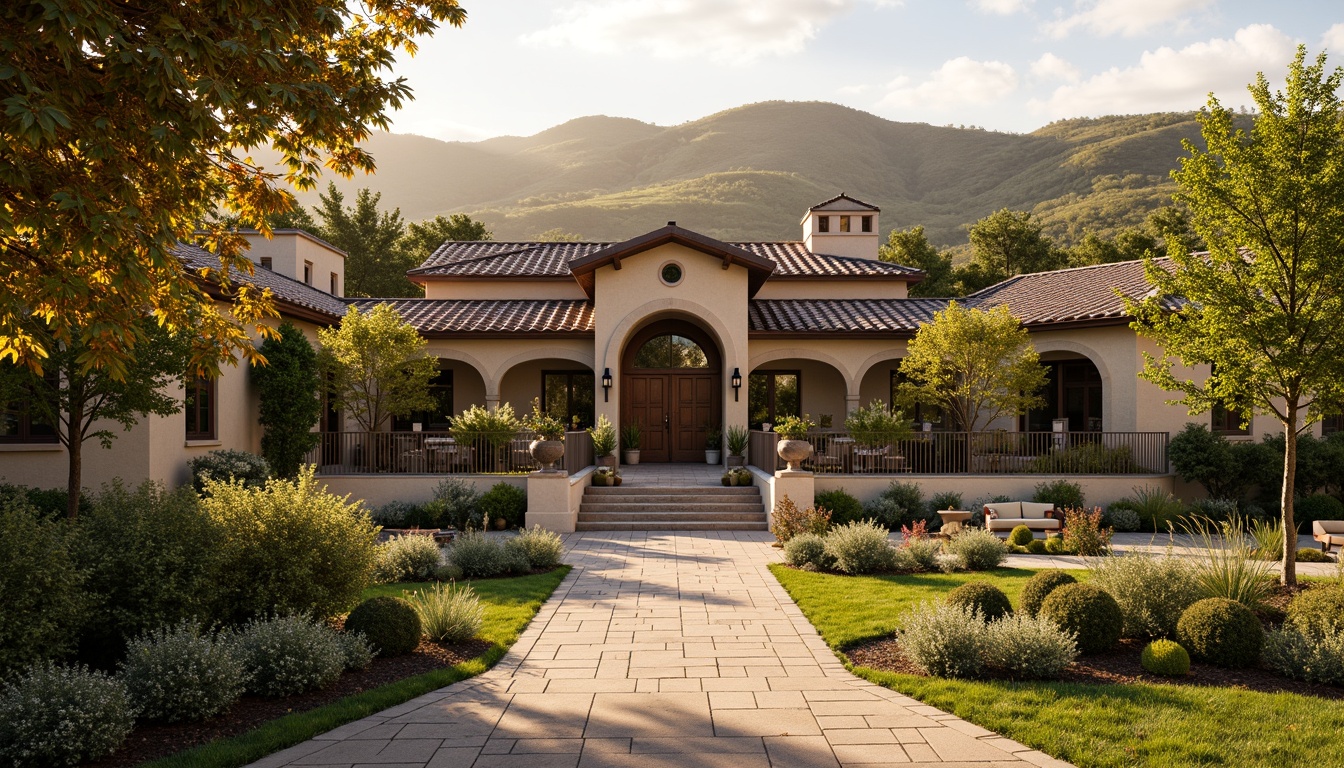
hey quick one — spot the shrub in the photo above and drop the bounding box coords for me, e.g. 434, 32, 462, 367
946, 582, 1013, 622
1026, 539, 1047, 554
983, 614, 1078, 679
1033, 479, 1085, 510
202, 468, 380, 623
373, 535, 442, 584
1140, 639, 1191, 676
0, 482, 89, 520
1043, 534, 1066, 554
0, 663, 135, 766
823, 520, 897, 575
344, 597, 422, 657
1123, 485, 1186, 532
1285, 587, 1344, 638
1088, 552, 1201, 639
121, 622, 244, 723
1020, 570, 1077, 618
945, 527, 1006, 571
814, 489, 864, 526
1040, 583, 1123, 654
899, 602, 986, 678
338, 632, 375, 671
479, 482, 527, 529
1295, 494, 1344, 528
431, 478, 483, 530
1008, 525, 1033, 547
1297, 548, 1331, 562
1176, 597, 1263, 668
232, 614, 347, 695
407, 583, 484, 644
1186, 497, 1239, 524
864, 482, 926, 531
784, 532, 833, 570
500, 541, 533, 575
434, 564, 465, 582
1168, 423, 1241, 499
449, 531, 507, 578
900, 535, 942, 573
189, 448, 270, 493
507, 525, 564, 570
371, 500, 420, 528
0, 494, 84, 679
926, 491, 964, 519
1062, 507, 1112, 556
1264, 625, 1344, 685
770, 495, 831, 543
1106, 506, 1141, 533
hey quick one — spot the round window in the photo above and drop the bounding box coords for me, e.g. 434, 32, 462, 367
660, 262, 683, 286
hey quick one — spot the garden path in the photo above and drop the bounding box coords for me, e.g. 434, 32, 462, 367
248, 531, 1069, 768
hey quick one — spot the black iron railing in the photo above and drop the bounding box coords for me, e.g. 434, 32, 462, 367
306, 429, 595, 475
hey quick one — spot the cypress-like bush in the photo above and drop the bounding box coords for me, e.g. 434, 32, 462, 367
344, 597, 422, 657
1176, 597, 1263, 668
1040, 583, 1123, 654
946, 582, 1013, 622
1020, 570, 1077, 618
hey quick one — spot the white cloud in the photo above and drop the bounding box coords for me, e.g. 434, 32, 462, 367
520, 0, 880, 64
1045, 0, 1214, 39
880, 57, 1018, 109
1030, 53, 1079, 83
1323, 23, 1344, 53
1033, 24, 1299, 119
974, 0, 1029, 15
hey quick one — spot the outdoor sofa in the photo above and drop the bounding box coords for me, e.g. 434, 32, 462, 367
1313, 520, 1344, 553
983, 502, 1064, 537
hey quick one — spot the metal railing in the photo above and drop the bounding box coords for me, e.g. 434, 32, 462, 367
749, 429, 1168, 475
307, 429, 595, 475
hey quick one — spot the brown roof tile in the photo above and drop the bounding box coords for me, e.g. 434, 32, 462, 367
350, 299, 594, 335
749, 299, 945, 334
967, 259, 1165, 327
737, 242, 919, 278
176, 243, 349, 320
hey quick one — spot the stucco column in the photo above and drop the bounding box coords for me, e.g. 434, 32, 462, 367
526, 470, 575, 533
771, 469, 814, 528
845, 393, 861, 415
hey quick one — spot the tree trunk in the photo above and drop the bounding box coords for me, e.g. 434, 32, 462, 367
1280, 408, 1298, 587
65, 382, 87, 521
66, 437, 82, 520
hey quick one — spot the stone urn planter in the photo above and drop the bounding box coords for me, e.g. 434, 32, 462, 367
776, 439, 813, 472
529, 438, 565, 472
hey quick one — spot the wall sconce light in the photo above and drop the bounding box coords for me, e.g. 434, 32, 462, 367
602, 368, 613, 402
731, 367, 742, 401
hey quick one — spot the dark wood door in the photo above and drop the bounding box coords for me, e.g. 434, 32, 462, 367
672, 374, 716, 461
625, 375, 670, 462
623, 373, 717, 462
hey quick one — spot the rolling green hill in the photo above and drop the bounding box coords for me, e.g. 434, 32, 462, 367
290, 101, 1210, 246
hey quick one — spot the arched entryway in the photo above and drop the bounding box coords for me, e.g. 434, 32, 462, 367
621, 319, 721, 462
1023, 355, 1104, 432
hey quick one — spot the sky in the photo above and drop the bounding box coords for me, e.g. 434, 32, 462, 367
387, 1, 1344, 142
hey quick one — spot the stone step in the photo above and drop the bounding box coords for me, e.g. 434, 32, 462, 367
581, 500, 763, 512
578, 511, 766, 523
575, 521, 769, 531
584, 485, 758, 496
580, 494, 760, 505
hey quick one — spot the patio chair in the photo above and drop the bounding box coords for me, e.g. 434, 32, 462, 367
811, 438, 850, 473
877, 444, 908, 473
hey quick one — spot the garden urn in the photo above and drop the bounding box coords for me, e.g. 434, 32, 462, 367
530, 438, 565, 472
776, 439, 813, 471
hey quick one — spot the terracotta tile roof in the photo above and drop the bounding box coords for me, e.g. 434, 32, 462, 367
176, 243, 349, 319
749, 299, 946, 334
736, 242, 919, 278
349, 299, 594, 335
967, 258, 1167, 327
808, 193, 880, 212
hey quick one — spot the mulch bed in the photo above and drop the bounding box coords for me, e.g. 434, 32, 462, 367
85, 637, 492, 768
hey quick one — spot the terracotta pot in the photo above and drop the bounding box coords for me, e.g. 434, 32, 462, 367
530, 439, 565, 472
776, 439, 813, 471
493, 517, 507, 530
613, 475, 623, 486
726, 455, 745, 467
623, 450, 640, 465
597, 454, 616, 468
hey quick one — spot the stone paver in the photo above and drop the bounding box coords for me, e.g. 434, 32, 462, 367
249, 531, 1065, 768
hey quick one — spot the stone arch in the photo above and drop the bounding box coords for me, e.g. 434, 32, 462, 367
602, 298, 740, 374
749, 347, 859, 399
491, 347, 596, 401
1030, 338, 1114, 392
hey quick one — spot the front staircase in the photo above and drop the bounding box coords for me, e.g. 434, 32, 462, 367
577, 485, 768, 531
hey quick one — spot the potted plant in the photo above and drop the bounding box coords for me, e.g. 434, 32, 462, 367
620, 422, 642, 465
725, 424, 749, 467
592, 467, 621, 486
589, 414, 617, 468
523, 398, 565, 472
704, 424, 722, 465
773, 414, 817, 471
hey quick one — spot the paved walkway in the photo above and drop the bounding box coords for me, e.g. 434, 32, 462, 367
250, 532, 1067, 768
997, 532, 1340, 575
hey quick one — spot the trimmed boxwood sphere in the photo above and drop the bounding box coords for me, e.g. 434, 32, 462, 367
1040, 583, 1123, 654
1176, 597, 1262, 668
1286, 586, 1344, 637
1025, 539, 1047, 555
344, 597, 422, 657
1008, 525, 1034, 547
946, 582, 1013, 622
1140, 639, 1191, 676
1020, 569, 1077, 618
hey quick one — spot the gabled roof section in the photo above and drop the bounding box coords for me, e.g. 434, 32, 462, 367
409, 241, 613, 280
176, 243, 349, 322
737, 242, 921, 281
750, 299, 944, 336
808, 193, 880, 212
349, 299, 594, 337
967, 258, 1170, 328
568, 224, 776, 298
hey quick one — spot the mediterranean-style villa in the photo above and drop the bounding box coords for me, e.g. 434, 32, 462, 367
3, 194, 1328, 527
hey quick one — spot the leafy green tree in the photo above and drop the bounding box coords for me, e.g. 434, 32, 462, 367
1130, 48, 1344, 585
0, 0, 466, 378
251, 323, 323, 478
896, 302, 1047, 433
1067, 229, 1159, 268
313, 185, 419, 297
1146, 205, 1204, 253
0, 320, 193, 519
318, 304, 437, 432
967, 209, 1064, 283
403, 214, 493, 265
880, 226, 956, 296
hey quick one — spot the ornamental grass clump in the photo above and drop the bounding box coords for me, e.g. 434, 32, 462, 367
1088, 552, 1202, 639
945, 527, 1006, 571
1020, 570, 1076, 618
982, 613, 1078, 680
1140, 639, 1191, 676
1181, 515, 1276, 608
449, 531, 507, 578
0, 663, 135, 767
1176, 597, 1263, 668
121, 622, 244, 723
507, 525, 565, 570
343, 596, 422, 657
373, 534, 442, 584
770, 495, 831, 543
946, 582, 1013, 622
407, 582, 484, 645
823, 520, 897, 575
1040, 583, 1123, 654
233, 614, 346, 696
899, 602, 987, 679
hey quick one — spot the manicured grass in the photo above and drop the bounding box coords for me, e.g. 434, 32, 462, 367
770, 564, 1344, 768
145, 567, 570, 768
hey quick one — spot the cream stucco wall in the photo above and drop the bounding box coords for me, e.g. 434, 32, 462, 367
421, 280, 587, 301
242, 232, 346, 296
801, 208, 881, 260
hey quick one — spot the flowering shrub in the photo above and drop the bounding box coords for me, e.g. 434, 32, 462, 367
122, 622, 244, 723
338, 631, 375, 671
373, 535, 442, 584
769, 495, 831, 543
1062, 507, 1112, 556
232, 614, 346, 696
0, 663, 135, 766
408, 582, 484, 644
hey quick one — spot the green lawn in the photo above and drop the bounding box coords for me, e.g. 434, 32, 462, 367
145, 567, 570, 768
770, 564, 1344, 768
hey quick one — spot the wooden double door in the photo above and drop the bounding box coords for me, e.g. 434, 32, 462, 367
623, 373, 718, 463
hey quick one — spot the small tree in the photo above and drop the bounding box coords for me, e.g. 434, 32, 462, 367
1129, 48, 1344, 586
251, 323, 322, 478
966, 209, 1063, 285
318, 304, 437, 432
879, 226, 955, 297
897, 302, 1047, 434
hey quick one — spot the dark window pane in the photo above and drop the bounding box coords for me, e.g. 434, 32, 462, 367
632, 335, 708, 368
775, 374, 799, 419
